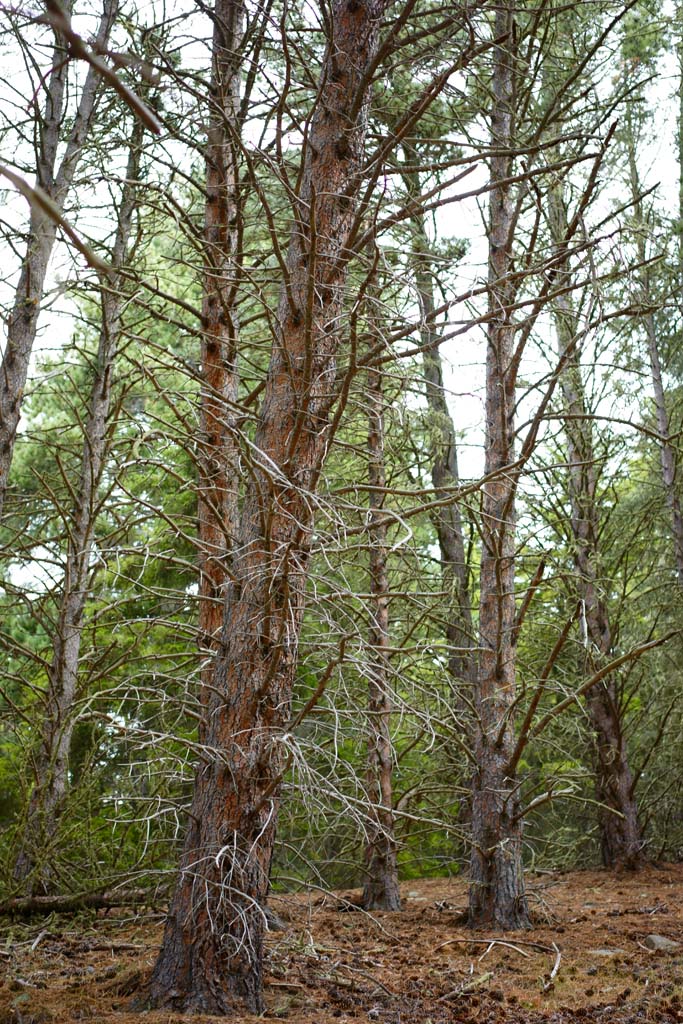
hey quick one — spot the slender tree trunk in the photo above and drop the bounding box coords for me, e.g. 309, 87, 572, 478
147, 0, 385, 1012
197, 0, 243, 735
404, 159, 473, 698
469, 5, 530, 930
12, 125, 143, 892
678, 4, 683, 278
624, 112, 683, 585
362, 366, 401, 912
548, 184, 645, 871
0, 0, 118, 515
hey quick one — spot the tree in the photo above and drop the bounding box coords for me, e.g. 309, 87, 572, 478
0, 0, 118, 515
11, 118, 146, 891
362, 358, 402, 911
147, 0, 388, 1010
468, 0, 531, 930
548, 181, 645, 869
196, 0, 244, 731
402, 143, 474, 717
623, 104, 683, 586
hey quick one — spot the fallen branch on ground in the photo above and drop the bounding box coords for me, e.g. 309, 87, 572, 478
542, 942, 562, 992
0, 888, 162, 918
438, 971, 494, 1002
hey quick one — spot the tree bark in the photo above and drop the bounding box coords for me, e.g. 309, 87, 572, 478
624, 108, 683, 586
0, 0, 118, 516
403, 155, 474, 705
12, 123, 144, 892
469, 4, 529, 931
197, 0, 243, 736
678, 4, 683, 279
147, 0, 385, 1012
548, 183, 645, 871
362, 365, 401, 912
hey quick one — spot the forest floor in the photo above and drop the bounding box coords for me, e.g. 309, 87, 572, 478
1, 864, 683, 1024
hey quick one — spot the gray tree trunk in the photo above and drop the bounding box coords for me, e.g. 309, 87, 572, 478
362, 365, 401, 912
403, 155, 474, 707
12, 123, 143, 892
548, 183, 645, 871
624, 109, 683, 586
0, 0, 118, 515
469, 4, 530, 930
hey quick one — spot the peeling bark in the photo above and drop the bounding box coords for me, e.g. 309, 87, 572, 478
197, 0, 243, 735
147, 0, 385, 1012
0, 0, 118, 515
469, 4, 530, 931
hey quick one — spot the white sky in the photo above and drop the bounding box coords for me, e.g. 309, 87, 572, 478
0, 0, 679, 489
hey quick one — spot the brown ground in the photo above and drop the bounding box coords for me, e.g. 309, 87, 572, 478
1, 865, 683, 1024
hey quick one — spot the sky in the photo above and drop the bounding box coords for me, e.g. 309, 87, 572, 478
0, 0, 680, 490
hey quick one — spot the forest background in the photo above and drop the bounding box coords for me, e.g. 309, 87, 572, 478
1, 0, 683, 1015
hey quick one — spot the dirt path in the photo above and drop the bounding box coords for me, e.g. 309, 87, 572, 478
1, 865, 682, 1022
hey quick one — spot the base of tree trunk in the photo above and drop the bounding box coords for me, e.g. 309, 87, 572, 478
590, 686, 646, 872
362, 827, 402, 911
600, 807, 646, 872
468, 763, 531, 930
145, 897, 266, 1015
362, 873, 402, 912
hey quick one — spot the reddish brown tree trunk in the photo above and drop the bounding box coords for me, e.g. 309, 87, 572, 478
469, 4, 530, 931
197, 0, 243, 731
362, 366, 401, 912
12, 125, 143, 892
548, 184, 645, 871
0, 0, 118, 515
147, 0, 385, 1012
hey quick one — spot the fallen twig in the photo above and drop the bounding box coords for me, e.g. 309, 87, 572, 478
478, 939, 532, 960
542, 942, 561, 992
30, 929, 50, 952
335, 963, 394, 996
436, 936, 551, 953
84, 942, 147, 952
438, 970, 494, 1002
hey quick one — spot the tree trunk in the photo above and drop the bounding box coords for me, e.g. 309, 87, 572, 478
147, 0, 385, 1012
624, 109, 683, 586
548, 184, 645, 871
362, 366, 401, 912
403, 155, 473, 693
469, 4, 530, 931
588, 681, 643, 870
197, 0, 243, 736
678, 4, 683, 279
0, 0, 118, 515
12, 124, 143, 892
